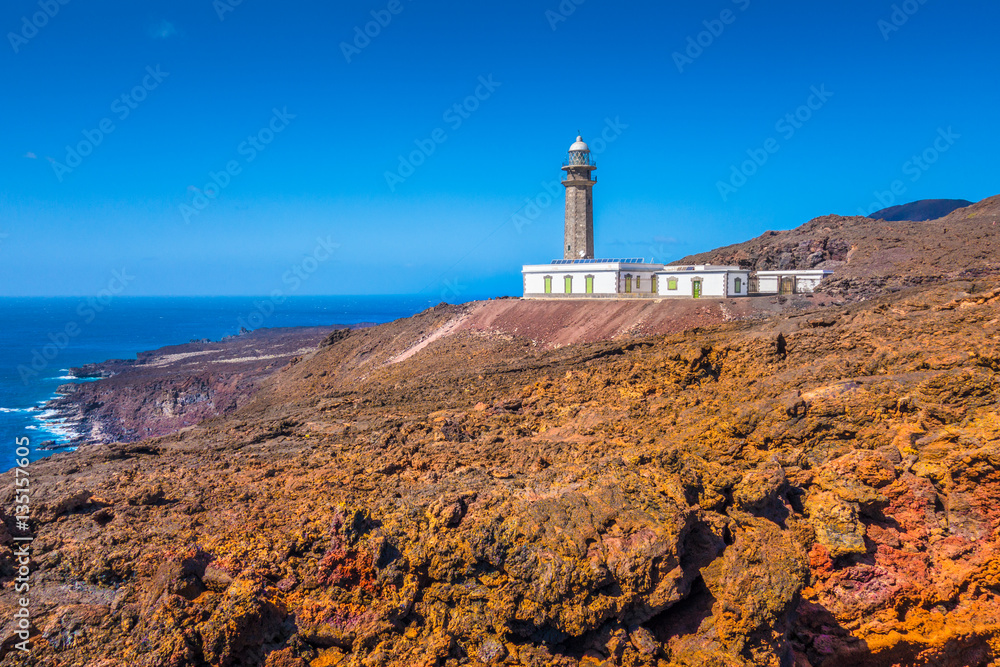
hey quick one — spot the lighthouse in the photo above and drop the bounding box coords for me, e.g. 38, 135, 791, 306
522, 134, 755, 299
562, 136, 596, 260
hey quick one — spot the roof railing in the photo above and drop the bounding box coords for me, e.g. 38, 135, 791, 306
563, 153, 597, 167
550, 258, 646, 265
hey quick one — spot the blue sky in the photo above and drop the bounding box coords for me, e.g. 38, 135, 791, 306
2, 0, 998, 298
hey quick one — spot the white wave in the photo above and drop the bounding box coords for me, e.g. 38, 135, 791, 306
30, 403, 84, 443
38, 421, 80, 439
0, 407, 31, 413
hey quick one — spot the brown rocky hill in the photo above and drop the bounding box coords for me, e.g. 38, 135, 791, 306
938, 194, 1000, 224
675, 195, 1000, 298
4, 277, 1000, 666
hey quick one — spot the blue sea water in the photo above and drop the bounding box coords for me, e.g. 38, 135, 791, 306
0, 296, 455, 471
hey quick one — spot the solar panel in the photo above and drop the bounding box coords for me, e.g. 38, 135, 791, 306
549, 258, 646, 265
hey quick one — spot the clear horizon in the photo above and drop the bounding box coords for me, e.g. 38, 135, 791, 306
3, 0, 998, 297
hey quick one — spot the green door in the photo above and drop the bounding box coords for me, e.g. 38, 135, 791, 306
734, 278, 742, 294
693, 280, 702, 299
564, 275, 573, 294
544, 276, 552, 294
585, 276, 594, 294
625, 276, 632, 293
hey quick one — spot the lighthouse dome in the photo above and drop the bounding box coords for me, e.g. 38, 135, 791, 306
569, 136, 590, 152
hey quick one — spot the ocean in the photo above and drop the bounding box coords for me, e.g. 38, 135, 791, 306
0, 295, 454, 471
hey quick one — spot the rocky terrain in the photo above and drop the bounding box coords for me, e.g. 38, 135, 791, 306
677, 195, 1000, 300
3, 193, 1000, 667
43, 326, 350, 444
2, 274, 1000, 666
870, 199, 974, 223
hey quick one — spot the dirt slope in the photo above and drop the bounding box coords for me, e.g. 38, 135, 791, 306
451, 294, 831, 348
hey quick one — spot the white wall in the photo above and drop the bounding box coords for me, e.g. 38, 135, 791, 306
523, 270, 619, 295
727, 272, 750, 297
618, 271, 659, 295
758, 276, 780, 294
524, 272, 548, 295
796, 276, 823, 293
524, 265, 666, 296
657, 272, 729, 298
754, 272, 829, 294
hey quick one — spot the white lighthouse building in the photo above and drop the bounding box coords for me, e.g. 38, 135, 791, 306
521, 135, 753, 299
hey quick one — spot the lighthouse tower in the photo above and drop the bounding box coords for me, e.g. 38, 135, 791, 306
562, 136, 596, 260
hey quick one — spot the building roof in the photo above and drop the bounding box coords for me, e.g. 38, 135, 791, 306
523, 260, 664, 272
660, 265, 745, 273
755, 269, 834, 276
524, 261, 750, 273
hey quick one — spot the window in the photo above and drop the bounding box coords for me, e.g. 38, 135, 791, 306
635, 275, 642, 291
585, 275, 594, 294
667, 278, 678, 291
734, 277, 742, 293
564, 275, 573, 294
544, 276, 552, 294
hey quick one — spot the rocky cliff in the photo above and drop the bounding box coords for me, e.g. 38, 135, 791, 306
3, 277, 1000, 666
43, 326, 349, 444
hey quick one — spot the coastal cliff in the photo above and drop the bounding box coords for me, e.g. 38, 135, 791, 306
3, 278, 1000, 666
41, 326, 351, 445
